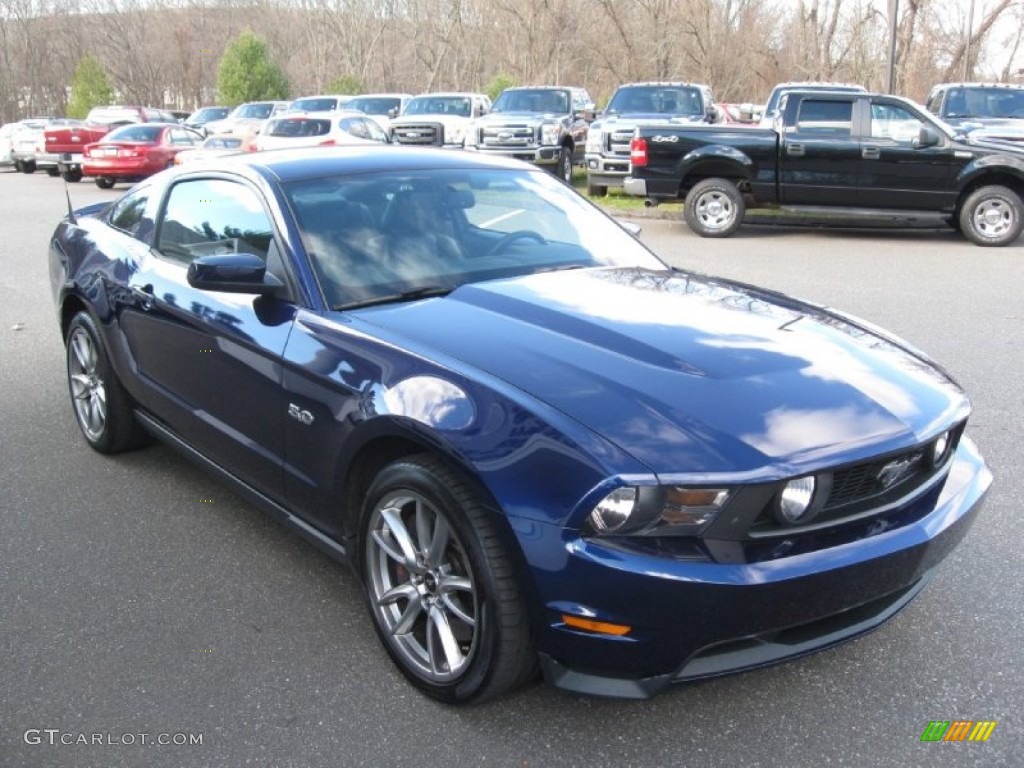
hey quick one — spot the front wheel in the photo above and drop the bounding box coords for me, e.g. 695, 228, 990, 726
95, 177, 115, 189
554, 147, 573, 184
65, 312, 147, 453
361, 455, 535, 703
959, 185, 1023, 246
684, 178, 745, 237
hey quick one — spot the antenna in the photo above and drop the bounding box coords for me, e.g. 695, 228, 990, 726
63, 177, 78, 225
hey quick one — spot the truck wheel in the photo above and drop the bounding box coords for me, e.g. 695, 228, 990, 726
46, 167, 60, 177
555, 147, 573, 184
61, 169, 82, 183
959, 185, 1023, 246
20, 160, 36, 174
586, 178, 608, 197
684, 178, 745, 238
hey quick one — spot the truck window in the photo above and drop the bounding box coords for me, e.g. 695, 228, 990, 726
795, 100, 853, 137
869, 103, 924, 144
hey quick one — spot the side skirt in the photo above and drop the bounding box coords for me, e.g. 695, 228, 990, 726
134, 410, 352, 567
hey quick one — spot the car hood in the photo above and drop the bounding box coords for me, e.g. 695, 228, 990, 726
353, 268, 968, 477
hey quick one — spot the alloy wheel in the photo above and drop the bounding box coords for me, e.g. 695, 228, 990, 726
67, 326, 107, 442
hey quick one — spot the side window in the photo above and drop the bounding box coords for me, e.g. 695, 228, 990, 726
169, 129, 195, 146
156, 179, 275, 264
870, 103, 925, 144
341, 117, 370, 140
108, 188, 152, 240
795, 100, 853, 137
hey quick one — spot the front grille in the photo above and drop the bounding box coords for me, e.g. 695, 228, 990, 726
392, 122, 443, 146
607, 129, 633, 157
480, 123, 537, 149
825, 449, 927, 509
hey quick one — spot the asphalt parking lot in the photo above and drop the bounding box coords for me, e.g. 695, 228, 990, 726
1, 168, 1021, 767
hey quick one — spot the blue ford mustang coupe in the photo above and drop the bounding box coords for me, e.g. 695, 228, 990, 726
49, 147, 991, 702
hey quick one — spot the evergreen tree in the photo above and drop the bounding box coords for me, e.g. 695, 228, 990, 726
67, 56, 113, 119
217, 29, 289, 106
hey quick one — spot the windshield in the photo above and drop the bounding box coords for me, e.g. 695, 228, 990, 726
291, 97, 348, 112
492, 89, 569, 114
104, 124, 165, 142
233, 103, 275, 119
943, 87, 1024, 120
347, 97, 401, 116
188, 107, 229, 123
265, 118, 332, 137
285, 167, 665, 309
403, 97, 472, 117
606, 86, 705, 116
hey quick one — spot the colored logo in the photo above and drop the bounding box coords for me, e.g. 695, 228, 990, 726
921, 720, 997, 742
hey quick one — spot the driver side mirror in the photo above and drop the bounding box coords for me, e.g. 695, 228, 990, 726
915, 125, 941, 148
187, 253, 283, 295
388, 107, 399, 119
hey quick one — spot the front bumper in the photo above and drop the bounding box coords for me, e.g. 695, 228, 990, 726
465, 145, 561, 167
522, 437, 991, 698
585, 154, 631, 187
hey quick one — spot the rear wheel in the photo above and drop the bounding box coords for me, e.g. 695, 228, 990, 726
20, 159, 36, 174
46, 167, 60, 177
361, 455, 535, 703
65, 312, 148, 454
61, 169, 82, 182
684, 178, 745, 238
958, 185, 1023, 246
95, 177, 115, 189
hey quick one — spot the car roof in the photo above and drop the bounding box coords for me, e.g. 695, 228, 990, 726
186, 145, 541, 183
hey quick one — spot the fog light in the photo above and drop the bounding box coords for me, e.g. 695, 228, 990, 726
777, 475, 817, 524
587, 487, 638, 533
930, 430, 952, 467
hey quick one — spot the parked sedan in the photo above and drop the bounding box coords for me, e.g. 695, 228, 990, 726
253, 112, 389, 151
173, 134, 247, 165
49, 147, 991, 703
184, 106, 231, 135
82, 123, 203, 188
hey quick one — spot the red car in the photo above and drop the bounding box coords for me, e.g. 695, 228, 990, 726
82, 123, 203, 188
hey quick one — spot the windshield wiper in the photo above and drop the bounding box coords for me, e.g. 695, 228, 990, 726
338, 285, 453, 310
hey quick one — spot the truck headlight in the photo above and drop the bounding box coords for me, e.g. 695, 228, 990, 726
585, 129, 603, 153
587, 486, 730, 536
540, 122, 561, 146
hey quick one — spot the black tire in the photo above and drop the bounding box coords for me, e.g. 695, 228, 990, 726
65, 312, 148, 454
62, 169, 82, 183
958, 185, 1024, 246
554, 147, 573, 184
361, 454, 535, 704
95, 177, 115, 190
684, 178, 745, 237
586, 178, 608, 197
20, 159, 36, 174
46, 167, 60, 177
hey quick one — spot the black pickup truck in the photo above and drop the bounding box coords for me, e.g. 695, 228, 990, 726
624, 90, 1024, 246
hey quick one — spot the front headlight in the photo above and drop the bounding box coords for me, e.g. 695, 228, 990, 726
587, 486, 730, 536
540, 122, 561, 146
585, 129, 602, 153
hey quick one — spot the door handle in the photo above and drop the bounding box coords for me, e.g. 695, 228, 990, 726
787, 143, 805, 157
862, 146, 880, 160
131, 284, 154, 310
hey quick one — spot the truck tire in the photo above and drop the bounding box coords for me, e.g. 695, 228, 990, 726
684, 178, 745, 238
46, 167, 60, 177
555, 147, 573, 184
958, 185, 1023, 246
586, 178, 608, 197
20, 160, 36, 174
62, 169, 82, 183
